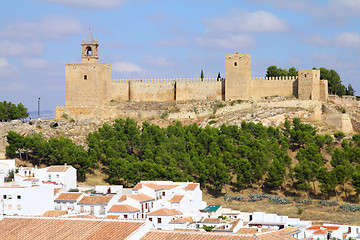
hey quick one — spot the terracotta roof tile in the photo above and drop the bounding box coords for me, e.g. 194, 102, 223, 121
169, 195, 184, 202
141, 230, 257, 240
202, 218, 221, 223
55, 193, 83, 201
109, 204, 140, 213
183, 183, 199, 190
306, 226, 339, 232
128, 193, 154, 202
256, 230, 298, 240
47, 166, 70, 172
42, 210, 68, 217
106, 215, 120, 219
278, 227, 301, 235
134, 182, 179, 190
78, 195, 113, 205
148, 208, 182, 216
313, 229, 327, 234
0, 217, 146, 240
118, 195, 128, 202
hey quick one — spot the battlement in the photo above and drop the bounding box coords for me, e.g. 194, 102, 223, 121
112, 78, 223, 83
251, 76, 298, 81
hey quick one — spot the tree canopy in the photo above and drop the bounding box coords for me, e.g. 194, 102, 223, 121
0, 101, 29, 122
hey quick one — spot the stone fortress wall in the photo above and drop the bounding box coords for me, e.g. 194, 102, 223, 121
56, 31, 329, 119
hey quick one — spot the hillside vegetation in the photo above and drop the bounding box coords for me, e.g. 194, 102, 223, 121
5, 117, 360, 205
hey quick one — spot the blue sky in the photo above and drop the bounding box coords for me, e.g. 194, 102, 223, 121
1, 0, 360, 111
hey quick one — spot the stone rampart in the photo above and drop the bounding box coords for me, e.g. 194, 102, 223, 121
176, 78, 222, 101
129, 79, 174, 102
111, 79, 129, 101
249, 76, 298, 99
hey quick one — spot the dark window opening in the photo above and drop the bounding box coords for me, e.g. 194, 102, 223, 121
158, 218, 162, 223
304, 74, 307, 77
17, 195, 21, 199
86, 46, 92, 56
234, 62, 237, 66
3, 195, 6, 199
84, 75, 87, 80
124, 214, 128, 219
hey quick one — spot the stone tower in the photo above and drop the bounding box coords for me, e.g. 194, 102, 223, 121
298, 69, 320, 100
82, 29, 99, 63
224, 53, 251, 100
65, 30, 112, 107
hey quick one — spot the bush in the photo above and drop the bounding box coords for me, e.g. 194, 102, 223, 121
208, 120, 217, 125
68, 188, 79, 192
267, 195, 293, 205
248, 193, 267, 202
203, 225, 215, 232
338, 204, 360, 212
317, 200, 338, 207
297, 208, 303, 215
224, 196, 245, 202
295, 198, 313, 204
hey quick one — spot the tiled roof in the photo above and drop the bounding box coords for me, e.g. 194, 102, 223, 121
202, 218, 221, 223
106, 215, 120, 219
63, 214, 100, 219
141, 230, 257, 240
0, 217, 146, 240
169, 217, 187, 224
118, 195, 128, 202
47, 166, 70, 172
278, 227, 301, 235
306, 226, 339, 232
256, 230, 298, 240
54, 188, 62, 196
109, 204, 140, 213
42, 210, 68, 217
128, 193, 154, 202
78, 195, 113, 205
133, 182, 179, 190
148, 208, 182, 216
55, 193, 83, 201
169, 195, 184, 202
313, 229, 327, 235
183, 183, 199, 190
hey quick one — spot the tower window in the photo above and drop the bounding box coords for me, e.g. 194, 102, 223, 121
304, 74, 307, 77
234, 62, 237, 67
86, 46, 92, 56
84, 75, 87, 80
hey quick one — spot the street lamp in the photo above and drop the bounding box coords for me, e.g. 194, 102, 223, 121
37, 97, 40, 120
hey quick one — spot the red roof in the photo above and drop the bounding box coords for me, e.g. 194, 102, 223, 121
169, 195, 184, 202
148, 208, 182, 216
183, 183, 199, 190
128, 193, 154, 202
109, 204, 140, 213
306, 226, 339, 232
313, 229, 328, 235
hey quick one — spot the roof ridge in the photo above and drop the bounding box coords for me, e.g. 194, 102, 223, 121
4, 216, 147, 223
148, 229, 256, 237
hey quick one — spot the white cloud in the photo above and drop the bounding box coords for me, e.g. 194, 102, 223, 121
0, 41, 44, 57
195, 34, 256, 51
1, 15, 83, 40
141, 56, 176, 68
303, 32, 360, 48
0, 57, 17, 77
112, 61, 143, 73
247, 0, 312, 11
203, 10, 289, 34
21, 58, 50, 69
35, 0, 127, 9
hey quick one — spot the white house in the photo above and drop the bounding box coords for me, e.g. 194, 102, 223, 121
0, 183, 54, 216
16, 164, 77, 191
54, 192, 84, 211
95, 185, 122, 194
147, 208, 182, 230
108, 204, 140, 219
77, 195, 116, 216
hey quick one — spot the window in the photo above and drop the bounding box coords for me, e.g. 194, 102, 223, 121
157, 218, 162, 224
80, 205, 84, 213
17, 195, 21, 200
56, 174, 59, 178
304, 74, 307, 77
124, 214, 128, 219
234, 62, 237, 66
48, 174, 51, 179
84, 75, 87, 80
17, 205, 21, 210
8, 205, 12, 210
149, 217, 152, 222
8, 195, 12, 199
162, 192, 165, 196
3, 195, 6, 199
145, 203, 148, 209
151, 202, 153, 208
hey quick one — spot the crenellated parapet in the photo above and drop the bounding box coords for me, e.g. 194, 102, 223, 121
112, 78, 223, 83
251, 76, 298, 81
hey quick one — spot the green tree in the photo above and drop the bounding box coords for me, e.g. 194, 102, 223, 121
200, 69, 204, 81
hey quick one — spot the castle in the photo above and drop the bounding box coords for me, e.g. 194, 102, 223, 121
56, 30, 328, 119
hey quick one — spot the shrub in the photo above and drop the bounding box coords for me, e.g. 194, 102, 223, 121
68, 188, 79, 192
297, 208, 303, 215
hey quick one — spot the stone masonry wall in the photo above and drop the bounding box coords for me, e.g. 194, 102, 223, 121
111, 80, 129, 101
129, 80, 174, 102
249, 77, 297, 99
176, 78, 222, 101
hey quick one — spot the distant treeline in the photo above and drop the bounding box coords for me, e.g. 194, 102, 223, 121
6, 117, 360, 201
266, 66, 355, 96
0, 101, 28, 122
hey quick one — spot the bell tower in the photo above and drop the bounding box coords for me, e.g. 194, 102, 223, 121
81, 28, 99, 63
